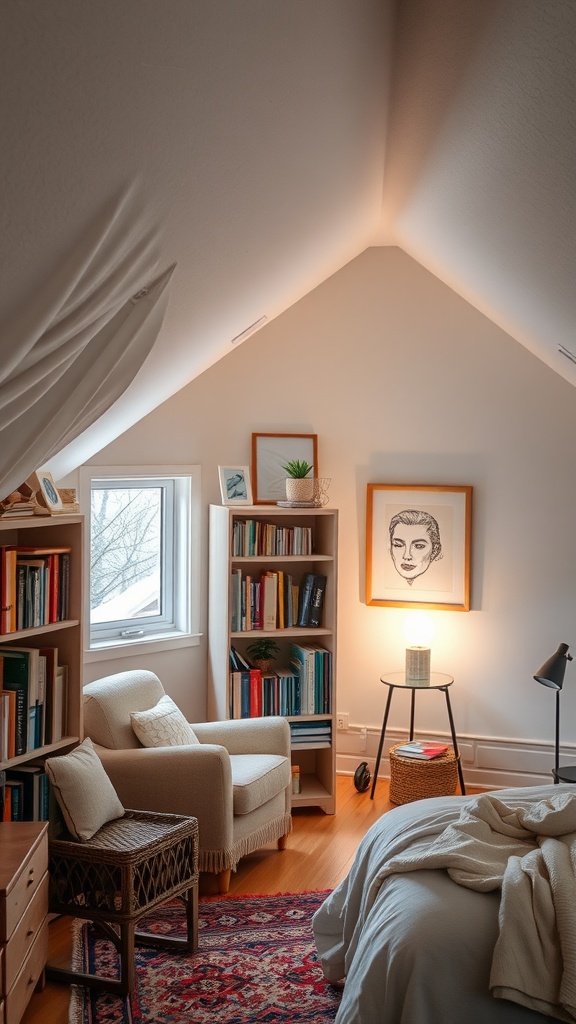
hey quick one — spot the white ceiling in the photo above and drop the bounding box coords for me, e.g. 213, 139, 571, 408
1, 0, 575, 476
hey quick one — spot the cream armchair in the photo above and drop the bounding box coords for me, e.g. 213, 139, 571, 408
83, 670, 292, 893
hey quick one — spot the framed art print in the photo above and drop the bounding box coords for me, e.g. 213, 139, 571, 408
218, 466, 253, 505
251, 432, 318, 504
366, 484, 472, 610
37, 470, 64, 512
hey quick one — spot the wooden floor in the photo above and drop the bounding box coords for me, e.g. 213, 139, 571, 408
21, 775, 445, 1023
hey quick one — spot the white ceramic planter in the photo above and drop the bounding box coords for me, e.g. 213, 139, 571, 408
285, 478, 315, 502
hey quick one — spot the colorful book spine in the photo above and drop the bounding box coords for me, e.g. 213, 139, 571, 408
249, 668, 262, 716
297, 572, 316, 627
308, 574, 327, 628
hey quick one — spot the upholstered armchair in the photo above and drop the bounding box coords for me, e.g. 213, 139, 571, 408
82, 669, 292, 893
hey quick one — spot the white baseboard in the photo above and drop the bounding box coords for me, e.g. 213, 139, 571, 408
335, 725, 572, 790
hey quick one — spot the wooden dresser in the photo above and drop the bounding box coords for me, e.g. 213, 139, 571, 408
0, 822, 48, 1024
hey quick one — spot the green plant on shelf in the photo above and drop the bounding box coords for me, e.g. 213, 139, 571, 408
282, 459, 314, 478
246, 638, 280, 671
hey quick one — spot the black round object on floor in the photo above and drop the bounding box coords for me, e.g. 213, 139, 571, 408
354, 761, 371, 792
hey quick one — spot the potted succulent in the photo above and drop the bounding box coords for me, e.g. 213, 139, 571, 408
282, 458, 315, 502
246, 637, 280, 672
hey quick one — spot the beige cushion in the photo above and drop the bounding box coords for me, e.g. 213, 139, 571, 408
45, 737, 125, 841
229, 753, 291, 814
130, 694, 200, 747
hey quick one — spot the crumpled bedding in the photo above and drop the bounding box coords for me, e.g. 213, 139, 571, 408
313, 784, 572, 1024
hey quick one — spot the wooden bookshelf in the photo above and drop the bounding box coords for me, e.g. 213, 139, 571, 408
0, 515, 84, 794
208, 504, 338, 814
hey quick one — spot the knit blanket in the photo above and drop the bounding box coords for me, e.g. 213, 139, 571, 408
377, 791, 576, 1021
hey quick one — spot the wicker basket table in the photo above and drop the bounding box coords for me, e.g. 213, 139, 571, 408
389, 745, 459, 805
46, 809, 199, 995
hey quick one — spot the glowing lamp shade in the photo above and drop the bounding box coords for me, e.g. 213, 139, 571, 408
404, 613, 434, 648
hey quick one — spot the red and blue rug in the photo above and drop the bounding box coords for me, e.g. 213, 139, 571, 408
69, 890, 342, 1024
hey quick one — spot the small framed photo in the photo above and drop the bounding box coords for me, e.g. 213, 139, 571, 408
37, 471, 64, 512
251, 433, 318, 504
366, 484, 472, 611
218, 466, 253, 505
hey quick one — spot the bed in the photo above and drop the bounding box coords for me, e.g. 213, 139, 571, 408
313, 783, 576, 1024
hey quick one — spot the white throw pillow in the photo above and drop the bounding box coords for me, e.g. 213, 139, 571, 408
130, 694, 200, 748
45, 737, 125, 842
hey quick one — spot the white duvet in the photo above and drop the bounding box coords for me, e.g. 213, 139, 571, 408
313, 784, 573, 1024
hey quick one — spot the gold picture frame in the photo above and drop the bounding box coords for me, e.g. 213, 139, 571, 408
366, 484, 472, 610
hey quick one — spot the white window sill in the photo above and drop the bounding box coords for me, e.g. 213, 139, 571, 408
84, 631, 202, 664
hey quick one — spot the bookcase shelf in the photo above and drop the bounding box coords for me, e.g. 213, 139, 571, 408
208, 504, 338, 814
0, 515, 84, 798
230, 627, 333, 639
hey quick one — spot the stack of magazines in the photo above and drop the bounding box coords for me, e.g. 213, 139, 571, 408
393, 740, 449, 760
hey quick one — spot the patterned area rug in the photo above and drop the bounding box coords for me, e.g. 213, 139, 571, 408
69, 890, 342, 1024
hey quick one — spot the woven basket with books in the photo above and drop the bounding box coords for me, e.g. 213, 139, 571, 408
389, 743, 459, 805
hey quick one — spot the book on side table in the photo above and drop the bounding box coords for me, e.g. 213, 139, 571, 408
394, 741, 449, 760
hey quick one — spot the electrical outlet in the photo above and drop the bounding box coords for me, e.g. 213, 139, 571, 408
336, 713, 349, 731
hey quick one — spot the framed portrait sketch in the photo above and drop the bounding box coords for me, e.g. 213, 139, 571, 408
366, 484, 472, 611
218, 466, 253, 505
251, 432, 318, 504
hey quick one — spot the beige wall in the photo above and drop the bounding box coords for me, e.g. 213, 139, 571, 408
81, 247, 576, 767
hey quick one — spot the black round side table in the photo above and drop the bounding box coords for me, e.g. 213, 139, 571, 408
553, 766, 576, 784
370, 671, 466, 800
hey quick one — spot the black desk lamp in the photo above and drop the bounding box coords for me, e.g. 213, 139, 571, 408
534, 642, 573, 783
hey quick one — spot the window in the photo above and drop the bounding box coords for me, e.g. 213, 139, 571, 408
80, 466, 200, 655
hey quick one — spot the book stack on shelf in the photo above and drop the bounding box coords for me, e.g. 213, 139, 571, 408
1, 543, 71, 633
228, 643, 332, 719
231, 568, 327, 631
393, 740, 449, 760
290, 720, 332, 749
0, 500, 36, 519
1, 764, 50, 822
289, 642, 332, 714
232, 518, 313, 557
0, 645, 68, 764
229, 667, 302, 719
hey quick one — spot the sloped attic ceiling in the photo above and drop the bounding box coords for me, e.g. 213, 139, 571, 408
378, 0, 576, 388
1, 0, 575, 479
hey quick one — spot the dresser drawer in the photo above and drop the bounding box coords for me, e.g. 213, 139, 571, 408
4, 920, 47, 1024
1, 840, 48, 941
3, 875, 48, 993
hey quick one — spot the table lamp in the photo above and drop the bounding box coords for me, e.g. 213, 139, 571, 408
534, 642, 573, 782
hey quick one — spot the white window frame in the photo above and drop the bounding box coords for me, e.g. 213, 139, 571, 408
79, 465, 201, 662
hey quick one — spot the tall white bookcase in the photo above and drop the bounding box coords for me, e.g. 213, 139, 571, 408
208, 504, 338, 814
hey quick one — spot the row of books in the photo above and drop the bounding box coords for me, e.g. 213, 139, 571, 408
229, 643, 332, 718
0, 646, 68, 762
0, 766, 50, 821
232, 519, 313, 557
290, 643, 332, 715
290, 720, 332, 749
0, 543, 71, 634
231, 570, 327, 631
230, 669, 297, 718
